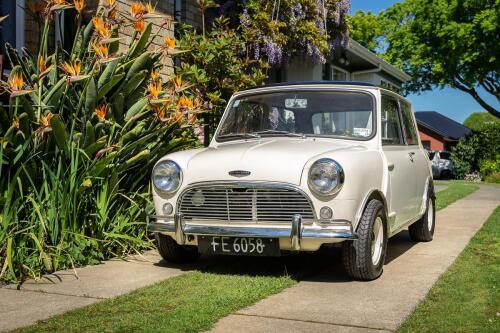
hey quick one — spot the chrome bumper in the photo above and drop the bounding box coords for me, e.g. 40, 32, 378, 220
147, 213, 357, 251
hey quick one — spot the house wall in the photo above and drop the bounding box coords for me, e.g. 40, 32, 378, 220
15, 0, 202, 75
418, 126, 445, 151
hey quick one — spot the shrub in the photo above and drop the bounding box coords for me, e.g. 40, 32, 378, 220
451, 121, 500, 179
484, 172, 500, 184
480, 158, 500, 178
0, 1, 204, 282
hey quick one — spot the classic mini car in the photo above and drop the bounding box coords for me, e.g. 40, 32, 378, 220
148, 82, 436, 280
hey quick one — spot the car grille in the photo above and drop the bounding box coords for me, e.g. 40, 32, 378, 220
178, 183, 315, 223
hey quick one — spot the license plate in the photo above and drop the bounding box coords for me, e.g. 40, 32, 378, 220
198, 236, 280, 257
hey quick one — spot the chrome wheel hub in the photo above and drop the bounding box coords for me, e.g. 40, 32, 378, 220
371, 216, 384, 266
427, 200, 434, 231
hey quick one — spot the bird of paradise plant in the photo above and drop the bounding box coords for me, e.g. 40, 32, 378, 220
0, 1, 206, 283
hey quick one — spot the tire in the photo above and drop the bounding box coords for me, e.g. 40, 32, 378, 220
155, 233, 199, 264
342, 199, 388, 281
409, 192, 435, 242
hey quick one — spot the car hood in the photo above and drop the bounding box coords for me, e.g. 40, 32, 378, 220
179, 138, 363, 186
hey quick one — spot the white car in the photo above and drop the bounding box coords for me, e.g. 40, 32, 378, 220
149, 82, 436, 280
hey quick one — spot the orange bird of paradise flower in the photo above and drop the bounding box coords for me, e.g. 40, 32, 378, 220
164, 37, 175, 49
130, 2, 144, 17
148, 80, 162, 99
61, 61, 82, 76
134, 19, 145, 33
95, 105, 107, 121
73, 0, 85, 12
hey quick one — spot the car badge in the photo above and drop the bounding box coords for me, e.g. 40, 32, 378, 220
229, 170, 251, 177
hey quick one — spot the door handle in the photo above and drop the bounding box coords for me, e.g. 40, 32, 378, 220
388, 162, 394, 171
408, 152, 415, 162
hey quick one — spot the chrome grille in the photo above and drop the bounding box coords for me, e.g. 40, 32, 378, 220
178, 183, 315, 223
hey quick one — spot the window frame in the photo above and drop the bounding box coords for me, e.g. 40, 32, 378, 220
380, 94, 405, 146
215, 89, 377, 143
398, 99, 420, 146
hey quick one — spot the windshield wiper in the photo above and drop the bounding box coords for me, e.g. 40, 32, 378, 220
217, 133, 261, 140
252, 130, 305, 138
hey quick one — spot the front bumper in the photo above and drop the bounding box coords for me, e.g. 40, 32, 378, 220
147, 213, 357, 251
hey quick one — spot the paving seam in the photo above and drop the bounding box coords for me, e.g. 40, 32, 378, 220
232, 312, 394, 332
1, 287, 105, 300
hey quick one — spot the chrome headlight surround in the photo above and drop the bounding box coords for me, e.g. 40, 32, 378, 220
308, 158, 345, 196
152, 160, 182, 194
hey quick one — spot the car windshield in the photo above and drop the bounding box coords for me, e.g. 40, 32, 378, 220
216, 90, 374, 141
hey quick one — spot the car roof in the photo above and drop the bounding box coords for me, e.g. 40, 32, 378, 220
240, 81, 376, 91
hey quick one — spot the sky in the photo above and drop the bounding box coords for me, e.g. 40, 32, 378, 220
350, 0, 500, 123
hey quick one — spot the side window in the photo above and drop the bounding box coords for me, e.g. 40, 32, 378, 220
400, 101, 419, 145
381, 96, 403, 145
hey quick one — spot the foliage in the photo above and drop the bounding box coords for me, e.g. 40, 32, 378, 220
348, 10, 383, 53
237, 0, 350, 65
463, 112, 500, 131
0, 0, 203, 283
381, 0, 500, 117
485, 172, 500, 184
451, 121, 500, 179
177, 17, 268, 127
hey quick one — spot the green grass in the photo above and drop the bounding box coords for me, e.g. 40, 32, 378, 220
434, 181, 479, 210
13, 181, 480, 333
398, 206, 500, 333
14, 271, 294, 333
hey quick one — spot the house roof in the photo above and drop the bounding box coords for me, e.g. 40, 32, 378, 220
415, 111, 471, 140
345, 39, 412, 84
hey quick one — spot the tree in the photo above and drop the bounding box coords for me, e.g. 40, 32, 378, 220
349, 10, 383, 53
381, 0, 500, 118
463, 112, 500, 131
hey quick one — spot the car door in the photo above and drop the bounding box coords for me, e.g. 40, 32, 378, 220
381, 95, 415, 230
399, 99, 428, 218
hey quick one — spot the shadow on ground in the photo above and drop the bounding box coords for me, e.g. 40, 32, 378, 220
154, 232, 417, 283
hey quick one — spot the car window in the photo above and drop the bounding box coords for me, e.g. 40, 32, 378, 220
381, 96, 403, 145
440, 151, 451, 159
218, 91, 375, 141
400, 101, 419, 145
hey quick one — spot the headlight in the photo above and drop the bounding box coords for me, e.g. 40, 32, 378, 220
308, 158, 344, 196
152, 160, 182, 194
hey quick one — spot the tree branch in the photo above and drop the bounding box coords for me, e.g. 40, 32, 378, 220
453, 76, 500, 118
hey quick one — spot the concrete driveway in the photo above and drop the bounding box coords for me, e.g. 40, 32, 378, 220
210, 185, 499, 332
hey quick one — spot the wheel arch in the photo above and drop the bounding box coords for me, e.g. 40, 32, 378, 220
353, 189, 389, 231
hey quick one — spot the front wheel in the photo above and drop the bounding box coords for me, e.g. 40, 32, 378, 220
342, 199, 388, 281
155, 233, 199, 264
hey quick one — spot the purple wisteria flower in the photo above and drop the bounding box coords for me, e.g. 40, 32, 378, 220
240, 9, 251, 27
263, 40, 283, 66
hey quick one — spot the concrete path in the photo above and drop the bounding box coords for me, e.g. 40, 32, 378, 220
0, 251, 202, 332
210, 185, 500, 333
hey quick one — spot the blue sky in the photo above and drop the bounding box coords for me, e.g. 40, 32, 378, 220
350, 0, 500, 123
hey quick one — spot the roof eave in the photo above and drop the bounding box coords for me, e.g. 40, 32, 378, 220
347, 38, 412, 83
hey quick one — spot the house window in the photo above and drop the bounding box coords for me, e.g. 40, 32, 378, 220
0, 1, 16, 53
421, 140, 431, 150
332, 66, 348, 81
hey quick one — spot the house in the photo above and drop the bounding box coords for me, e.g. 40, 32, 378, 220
1, 1, 409, 90
415, 111, 471, 151
275, 38, 411, 90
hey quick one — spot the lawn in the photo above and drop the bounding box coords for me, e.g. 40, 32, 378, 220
398, 206, 500, 333
13, 181, 480, 333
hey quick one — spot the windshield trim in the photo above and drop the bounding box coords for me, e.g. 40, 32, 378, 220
214, 89, 377, 143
